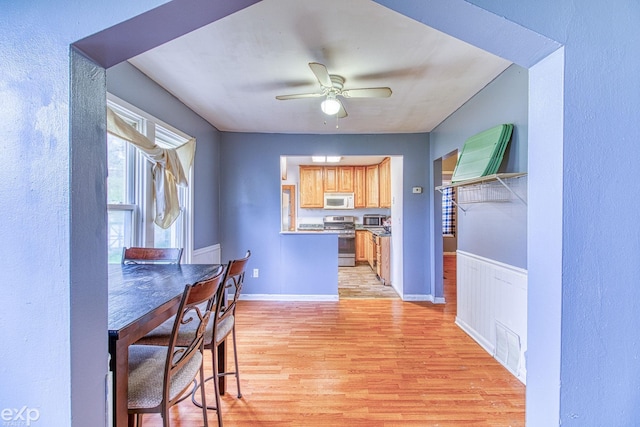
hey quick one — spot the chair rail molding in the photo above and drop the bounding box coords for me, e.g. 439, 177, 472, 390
192, 244, 221, 264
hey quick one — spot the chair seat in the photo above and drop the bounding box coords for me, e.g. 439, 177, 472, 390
137, 312, 235, 347
216, 315, 234, 344
128, 345, 203, 410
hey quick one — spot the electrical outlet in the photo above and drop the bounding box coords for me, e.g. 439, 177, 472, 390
253, 268, 259, 278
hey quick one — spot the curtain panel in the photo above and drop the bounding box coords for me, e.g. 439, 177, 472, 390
442, 187, 456, 236
106, 107, 196, 229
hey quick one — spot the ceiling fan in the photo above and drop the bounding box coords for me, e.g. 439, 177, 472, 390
275, 62, 392, 118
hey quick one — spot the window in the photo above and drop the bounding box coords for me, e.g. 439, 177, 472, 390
106, 96, 193, 263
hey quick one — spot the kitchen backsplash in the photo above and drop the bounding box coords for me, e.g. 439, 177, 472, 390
298, 208, 390, 226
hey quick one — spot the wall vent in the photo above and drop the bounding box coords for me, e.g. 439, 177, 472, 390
495, 321, 521, 375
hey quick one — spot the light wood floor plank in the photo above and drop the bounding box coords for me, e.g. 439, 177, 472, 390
138, 255, 525, 426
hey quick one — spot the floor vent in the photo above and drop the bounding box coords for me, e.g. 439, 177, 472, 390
495, 321, 521, 375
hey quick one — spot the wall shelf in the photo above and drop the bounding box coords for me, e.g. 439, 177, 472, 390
436, 173, 527, 213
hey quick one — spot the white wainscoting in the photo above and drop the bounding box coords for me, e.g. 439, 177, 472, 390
455, 250, 528, 383
192, 244, 221, 264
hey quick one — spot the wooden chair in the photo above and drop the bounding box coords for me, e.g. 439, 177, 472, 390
136, 250, 251, 426
127, 265, 224, 427
206, 250, 251, 424
122, 247, 183, 264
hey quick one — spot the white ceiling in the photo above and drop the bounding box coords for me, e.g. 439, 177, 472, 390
128, 0, 511, 135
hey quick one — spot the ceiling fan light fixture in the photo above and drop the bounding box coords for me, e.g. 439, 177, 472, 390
321, 95, 341, 116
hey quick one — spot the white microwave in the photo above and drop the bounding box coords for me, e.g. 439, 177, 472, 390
324, 192, 354, 209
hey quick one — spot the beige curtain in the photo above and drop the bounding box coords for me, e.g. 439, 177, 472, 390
107, 107, 196, 229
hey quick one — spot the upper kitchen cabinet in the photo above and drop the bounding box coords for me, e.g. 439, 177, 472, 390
379, 157, 391, 208
354, 166, 366, 208
299, 166, 324, 208
297, 158, 390, 210
366, 164, 379, 208
324, 167, 338, 192
337, 167, 354, 192
324, 166, 354, 193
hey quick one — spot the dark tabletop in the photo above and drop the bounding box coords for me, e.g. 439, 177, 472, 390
108, 263, 221, 336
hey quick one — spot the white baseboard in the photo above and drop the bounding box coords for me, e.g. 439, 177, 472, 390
192, 244, 221, 264
239, 294, 339, 302
455, 316, 494, 355
404, 294, 432, 302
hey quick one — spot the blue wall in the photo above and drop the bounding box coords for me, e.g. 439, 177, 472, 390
107, 61, 221, 249
465, 2, 640, 425
3, 0, 640, 426
430, 64, 529, 269
219, 132, 430, 297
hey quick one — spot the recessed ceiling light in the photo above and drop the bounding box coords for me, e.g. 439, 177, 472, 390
311, 156, 342, 163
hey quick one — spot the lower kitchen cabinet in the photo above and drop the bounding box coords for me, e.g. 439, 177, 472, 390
356, 230, 391, 285
356, 230, 367, 262
366, 231, 375, 268
376, 235, 391, 285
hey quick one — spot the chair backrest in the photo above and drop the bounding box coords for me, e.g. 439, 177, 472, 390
214, 250, 251, 326
122, 247, 183, 264
164, 265, 224, 404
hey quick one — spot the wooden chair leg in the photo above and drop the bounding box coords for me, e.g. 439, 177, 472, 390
217, 341, 226, 396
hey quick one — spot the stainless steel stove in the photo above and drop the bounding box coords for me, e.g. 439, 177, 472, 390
323, 215, 356, 267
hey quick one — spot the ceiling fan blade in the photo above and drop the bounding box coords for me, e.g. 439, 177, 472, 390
341, 87, 392, 98
275, 93, 324, 100
308, 62, 333, 89
337, 99, 348, 119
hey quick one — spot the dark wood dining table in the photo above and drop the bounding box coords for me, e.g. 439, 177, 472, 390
108, 263, 224, 427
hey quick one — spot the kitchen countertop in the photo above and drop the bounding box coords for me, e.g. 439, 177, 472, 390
282, 224, 340, 235
281, 230, 341, 235
361, 227, 391, 237
292, 224, 391, 236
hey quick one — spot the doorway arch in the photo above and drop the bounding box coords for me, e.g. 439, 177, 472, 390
71, 2, 564, 425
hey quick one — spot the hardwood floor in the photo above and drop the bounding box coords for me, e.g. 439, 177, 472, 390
140, 254, 525, 426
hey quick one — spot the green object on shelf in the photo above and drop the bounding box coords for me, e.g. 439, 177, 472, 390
452, 124, 514, 183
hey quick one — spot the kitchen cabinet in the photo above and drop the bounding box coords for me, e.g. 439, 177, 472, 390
365, 164, 379, 208
356, 230, 367, 262
299, 161, 390, 210
376, 235, 391, 285
324, 167, 338, 192
354, 166, 366, 208
363, 230, 391, 285
366, 231, 375, 269
299, 166, 324, 208
325, 166, 354, 193
338, 166, 354, 192
379, 157, 391, 208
